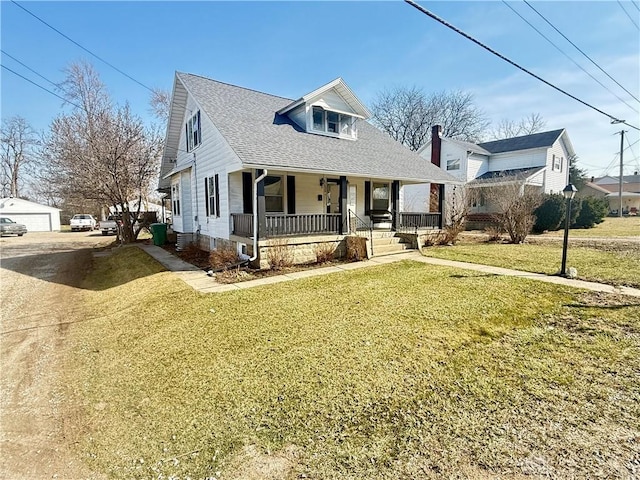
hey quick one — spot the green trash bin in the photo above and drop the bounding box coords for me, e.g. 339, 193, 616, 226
150, 223, 167, 246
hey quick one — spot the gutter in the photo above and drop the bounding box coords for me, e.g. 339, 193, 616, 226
249, 169, 268, 262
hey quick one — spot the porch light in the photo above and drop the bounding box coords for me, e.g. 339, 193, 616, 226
560, 183, 577, 277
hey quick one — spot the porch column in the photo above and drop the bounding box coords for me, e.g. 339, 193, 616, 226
256, 169, 266, 239
438, 184, 445, 229
339, 176, 347, 234
391, 180, 400, 230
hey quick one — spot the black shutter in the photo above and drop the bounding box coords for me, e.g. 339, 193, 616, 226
214, 174, 220, 218
242, 172, 253, 214
364, 181, 371, 215
287, 175, 295, 214
185, 124, 189, 152
204, 178, 209, 216
197, 110, 201, 145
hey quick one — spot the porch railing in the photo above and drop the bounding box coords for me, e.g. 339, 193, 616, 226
231, 211, 441, 238
231, 213, 341, 238
398, 212, 442, 232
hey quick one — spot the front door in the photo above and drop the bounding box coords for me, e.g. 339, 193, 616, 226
326, 183, 340, 214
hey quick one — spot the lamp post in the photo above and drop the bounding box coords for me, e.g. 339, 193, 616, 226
560, 183, 577, 277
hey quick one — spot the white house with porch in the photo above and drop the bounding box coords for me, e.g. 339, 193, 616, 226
158, 73, 459, 267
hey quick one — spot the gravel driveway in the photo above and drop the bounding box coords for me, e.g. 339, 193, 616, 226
0, 231, 113, 479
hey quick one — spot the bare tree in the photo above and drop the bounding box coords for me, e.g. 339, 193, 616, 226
41, 61, 162, 242
484, 181, 543, 243
1, 116, 39, 198
149, 88, 171, 122
489, 113, 546, 140
371, 86, 489, 151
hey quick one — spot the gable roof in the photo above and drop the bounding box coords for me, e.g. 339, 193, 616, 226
478, 129, 566, 154
468, 166, 546, 185
446, 138, 491, 155
0, 197, 61, 212
277, 77, 371, 118
161, 73, 458, 187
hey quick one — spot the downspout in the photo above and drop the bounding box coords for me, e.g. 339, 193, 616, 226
193, 152, 200, 242
249, 169, 268, 261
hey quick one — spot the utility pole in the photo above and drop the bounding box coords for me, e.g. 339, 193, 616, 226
618, 130, 625, 217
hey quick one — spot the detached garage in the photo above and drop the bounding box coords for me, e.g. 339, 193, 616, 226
0, 197, 61, 232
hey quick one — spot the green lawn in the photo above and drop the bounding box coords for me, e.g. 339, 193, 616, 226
536, 216, 639, 238
424, 242, 640, 288
62, 247, 640, 479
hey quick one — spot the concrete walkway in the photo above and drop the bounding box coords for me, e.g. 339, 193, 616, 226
137, 244, 640, 297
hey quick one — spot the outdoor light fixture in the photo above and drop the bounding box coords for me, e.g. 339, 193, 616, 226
319, 178, 325, 187
560, 184, 578, 277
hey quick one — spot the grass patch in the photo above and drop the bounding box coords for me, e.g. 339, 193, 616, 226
537, 216, 640, 238
423, 242, 640, 288
62, 247, 640, 479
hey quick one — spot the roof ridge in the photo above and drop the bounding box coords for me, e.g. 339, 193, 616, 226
177, 71, 294, 102
478, 128, 565, 145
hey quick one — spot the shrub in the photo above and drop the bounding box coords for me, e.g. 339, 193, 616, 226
209, 241, 241, 271
314, 242, 336, 264
533, 194, 565, 232
346, 236, 367, 261
266, 239, 294, 270
442, 221, 465, 245
484, 225, 503, 242
573, 197, 608, 228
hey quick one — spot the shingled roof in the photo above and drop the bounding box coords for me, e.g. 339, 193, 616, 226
167, 73, 458, 184
468, 166, 546, 185
478, 129, 565, 154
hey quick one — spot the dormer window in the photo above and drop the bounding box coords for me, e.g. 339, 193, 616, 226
311, 106, 355, 138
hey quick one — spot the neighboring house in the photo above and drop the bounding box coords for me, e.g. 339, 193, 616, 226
0, 197, 61, 232
591, 173, 640, 215
402, 126, 575, 216
592, 173, 640, 194
158, 73, 458, 266
106, 199, 168, 223
576, 182, 610, 200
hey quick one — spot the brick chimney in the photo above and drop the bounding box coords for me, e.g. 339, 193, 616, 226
430, 125, 442, 167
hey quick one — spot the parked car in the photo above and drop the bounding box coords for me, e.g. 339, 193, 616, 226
70, 214, 97, 232
0, 217, 27, 236
99, 215, 119, 235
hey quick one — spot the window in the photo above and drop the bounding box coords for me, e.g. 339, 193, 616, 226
552, 155, 563, 171
447, 158, 461, 171
171, 183, 181, 216
186, 110, 202, 152
372, 182, 389, 211
205, 175, 221, 218
264, 175, 284, 213
311, 106, 355, 138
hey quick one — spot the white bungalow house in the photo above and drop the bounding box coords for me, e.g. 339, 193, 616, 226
0, 197, 61, 232
158, 73, 459, 266
402, 126, 576, 223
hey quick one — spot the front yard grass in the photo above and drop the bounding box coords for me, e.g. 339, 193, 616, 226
536, 216, 639, 238
423, 241, 640, 288
63, 247, 640, 479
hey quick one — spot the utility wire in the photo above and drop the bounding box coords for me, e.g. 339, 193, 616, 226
1, 64, 82, 109
501, 1, 638, 114
9, 0, 153, 93
403, 0, 639, 131
631, 1, 640, 13
617, 0, 639, 30
1, 49, 58, 88
524, 0, 639, 103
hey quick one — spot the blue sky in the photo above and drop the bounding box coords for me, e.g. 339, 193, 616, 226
2, 1, 639, 177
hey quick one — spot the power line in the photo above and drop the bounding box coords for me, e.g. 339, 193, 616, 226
1, 64, 82, 109
501, 1, 638, 114
403, 0, 640, 131
1, 49, 58, 88
631, 1, 640, 13
9, 0, 153, 93
617, 0, 639, 30
524, 0, 639, 104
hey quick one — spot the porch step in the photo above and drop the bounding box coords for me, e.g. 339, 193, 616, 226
370, 233, 415, 257
373, 243, 411, 256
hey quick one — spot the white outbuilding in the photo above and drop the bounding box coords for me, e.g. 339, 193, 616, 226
0, 197, 62, 232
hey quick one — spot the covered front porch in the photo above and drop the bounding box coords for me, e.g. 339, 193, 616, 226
229, 169, 444, 240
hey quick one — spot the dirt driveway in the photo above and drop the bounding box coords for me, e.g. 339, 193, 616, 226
0, 231, 113, 479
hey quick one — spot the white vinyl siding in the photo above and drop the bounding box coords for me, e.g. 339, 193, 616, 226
545, 140, 571, 194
